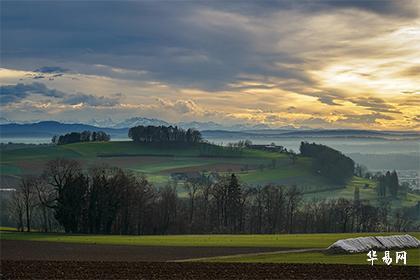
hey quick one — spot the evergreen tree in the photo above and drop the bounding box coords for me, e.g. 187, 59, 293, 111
389, 171, 399, 197
299, 142, 354, 184
226, 174, 241, 232
354, 185, 360, 204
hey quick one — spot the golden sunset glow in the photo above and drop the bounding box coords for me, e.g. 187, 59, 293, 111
1, 2, 419, 130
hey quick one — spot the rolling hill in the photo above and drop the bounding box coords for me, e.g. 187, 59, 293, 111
2, 120, 418, 141
2, 141, 418, 207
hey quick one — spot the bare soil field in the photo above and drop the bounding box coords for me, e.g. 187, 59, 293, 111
163, 162, 253, 174
97, 156, 168, 168
15, 161, 44, 174
0, 175, 20, 186
15, 156, 167, 172
2, 260, 419, 280
0, 240, 281, 262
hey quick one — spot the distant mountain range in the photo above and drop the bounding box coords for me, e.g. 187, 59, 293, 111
111, 117, 171, 129
0, 118, 418, 140
0, 117, 12, 125
201, 129, 420, 141
0, 117, 272, 133
87, 117, 271, 131
0, 121, 128, 138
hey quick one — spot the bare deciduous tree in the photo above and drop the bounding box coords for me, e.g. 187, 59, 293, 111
9, 190, 24, 232
18, 177, 38, 232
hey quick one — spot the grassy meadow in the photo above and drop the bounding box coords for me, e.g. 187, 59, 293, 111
203, 248, 420, 266
1, 231, 419, 265
1, 141, 419, 206
2, 231, 419, 248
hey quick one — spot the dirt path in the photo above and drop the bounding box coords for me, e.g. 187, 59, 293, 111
2, 260, 418, 280
175, 248, 323, 262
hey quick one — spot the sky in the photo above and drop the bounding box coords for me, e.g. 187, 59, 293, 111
1, 0, 419, 130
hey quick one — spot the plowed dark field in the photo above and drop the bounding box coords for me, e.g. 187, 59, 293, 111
1, 260, 419, 280
0, 240, 281, 262
1, 240, 419, 279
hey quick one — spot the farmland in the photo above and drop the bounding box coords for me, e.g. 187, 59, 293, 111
201, 248, 420, 266
1, 142, 419, 277
3, 261, 418, 280
1, 140, 419, 279
3, 231, 419, 248
1, 231, 419, 265
1, 141, 419, 207
1, 231, 419, 278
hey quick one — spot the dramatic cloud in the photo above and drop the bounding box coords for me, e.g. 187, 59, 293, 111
349, 97, 401, 114
317, 95, 342, 106
62, 93, 119, 107
0, 82, 65, 104
34, 66, 69, 74
340, 113, 396, 124
0, 1, 419, 129
0, 82, 120, 107
157, 99, 204, 115
307, 0, 418, 18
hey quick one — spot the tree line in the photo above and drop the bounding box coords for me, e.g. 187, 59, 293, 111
376, 171, 399, 198
7, 159, 418, 234
300, 141, 355, 184
52, 131, 110, 145
128, 125, 202, 143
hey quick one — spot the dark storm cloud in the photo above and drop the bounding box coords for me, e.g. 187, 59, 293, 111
1, 1, 417, 91
207, 0, 417, 18
0, 82, 120, 107
1, 1, 236, 89
349, 97, 402, 114
304, 0, 418, 17
6, 0, 412, 91
34, 66, 69, 74
30, 66, 69, 80
32, 75, 45, 79
318, 95, 342, 106
0, 82, 65, 104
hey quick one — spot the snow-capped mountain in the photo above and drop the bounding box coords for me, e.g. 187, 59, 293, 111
177, 121, 227, 131
112, 117, 170, 129
229, 123, 270, 131
0, 116, 287, 132
93, 117, 272, 131
178, 121, 274, 131
0, 117, 13, 125
0, 118, 45, 125
87, 118, 116, 128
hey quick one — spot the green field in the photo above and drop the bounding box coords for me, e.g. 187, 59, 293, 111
1, 231, 419, 265
1, 141, 419, 206
0, 141, 331, 191
2, 231, 419, 248
0, 226, 19, 232
204, 248, 420, 266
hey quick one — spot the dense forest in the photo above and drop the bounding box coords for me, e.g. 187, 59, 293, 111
7, 159, 418, 234
129, 125, 202, 143
300, 142, 355, 184
376, 171, 400, 198
52, 131, 110, 145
